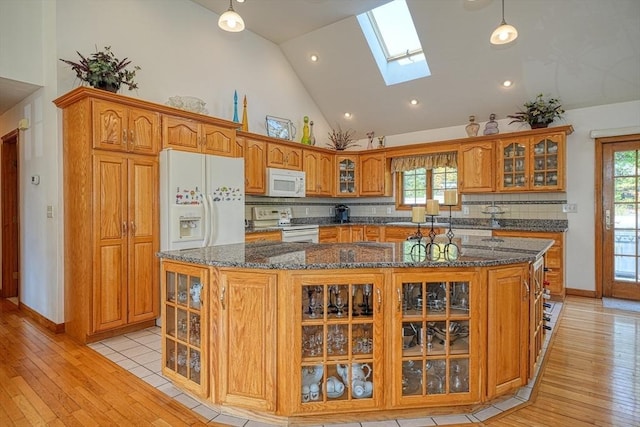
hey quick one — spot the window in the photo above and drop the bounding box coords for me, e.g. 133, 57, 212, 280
398, 167, 458, 208
357, 0, 430, 86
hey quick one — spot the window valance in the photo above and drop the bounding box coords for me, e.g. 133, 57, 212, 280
390, 152, 457, 173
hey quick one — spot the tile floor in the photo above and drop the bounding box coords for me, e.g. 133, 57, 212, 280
88, 301, 562, 426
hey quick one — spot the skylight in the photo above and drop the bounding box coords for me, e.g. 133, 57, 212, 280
357, 0, 430, 86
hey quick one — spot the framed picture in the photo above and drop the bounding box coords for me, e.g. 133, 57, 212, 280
266, 115, 296, 140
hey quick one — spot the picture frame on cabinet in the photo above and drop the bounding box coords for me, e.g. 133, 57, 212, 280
266, 115, 296, 140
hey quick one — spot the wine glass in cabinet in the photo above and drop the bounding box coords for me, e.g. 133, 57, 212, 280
161, 262, 209, 397
294, 274, 384, 413
392, 272, 480, 407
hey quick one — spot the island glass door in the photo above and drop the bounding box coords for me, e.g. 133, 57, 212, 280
392, 271, 480, 407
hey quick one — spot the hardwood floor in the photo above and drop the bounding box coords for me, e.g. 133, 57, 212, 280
1, 296, 638, 426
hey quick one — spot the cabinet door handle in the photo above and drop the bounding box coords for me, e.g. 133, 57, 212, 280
122, 221, 127, 236
122, 129, 127, 145
376, 287, 382, 312
396, 288, 402, 312
130, 221, 136, 235
522, 279, 530, 300
220, 286, 226, 309
130, 129, 135, 145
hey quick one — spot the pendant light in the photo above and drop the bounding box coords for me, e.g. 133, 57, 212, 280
218, 0, 245, 33
490, 0, 518, 45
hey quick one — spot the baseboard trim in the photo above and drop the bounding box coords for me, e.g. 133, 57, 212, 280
566, 288, 597, 298
19, 302, 65, 334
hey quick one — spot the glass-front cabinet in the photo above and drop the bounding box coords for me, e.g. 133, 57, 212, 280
391, 271, 481, 407
336, 155, 357, 196
161, 261, 209, 397
291, 273, 384, 413
497, 132, 565, 192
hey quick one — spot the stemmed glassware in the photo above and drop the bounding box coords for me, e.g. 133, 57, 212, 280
335, 288, 346, 317
362, 284, 372, 315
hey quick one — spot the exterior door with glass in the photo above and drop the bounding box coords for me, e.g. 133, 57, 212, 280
601, 137, 640, 301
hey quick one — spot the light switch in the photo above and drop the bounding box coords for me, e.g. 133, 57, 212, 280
47, 205, 54, 218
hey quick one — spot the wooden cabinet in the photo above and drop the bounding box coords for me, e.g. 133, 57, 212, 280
383, 226, 415, 242
242, 136, 267, 194
529, 257, 545, 376
391, 271, 481, 407
459, 141, 494, 193
487, 264, 529, 399
267, 142, 303, 170
245, 230, 281, 243
359, 152, 390, 196
496, 132, 566, 192
493, 230, 565, 297
349, 225, 364, 242
161, 261, 210, 397
283, 273, 385, 414
93, 153, 159, 332
364, 225, 383, 242
55, 88, 160, 344
319, 226, 340, 243
218, 270, 277, 411
303, 149, 334, 196
92, 99, 160, 155
335, 155, 357, 196
162, 115, 237, 157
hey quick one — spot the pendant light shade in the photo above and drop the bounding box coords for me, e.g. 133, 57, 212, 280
218, 0, 245, 32
490, 0, 517, 45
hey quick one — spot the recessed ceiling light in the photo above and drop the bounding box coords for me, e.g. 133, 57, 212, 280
310, 54, 319, 62
344, 112, 352, 119
410, 99, 419, 105
503, 80, 513, 87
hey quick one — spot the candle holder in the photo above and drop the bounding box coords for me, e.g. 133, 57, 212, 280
423, 215, 440, 261
443, 204, 460, 260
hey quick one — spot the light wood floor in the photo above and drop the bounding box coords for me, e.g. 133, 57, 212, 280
1, 296, 638, 426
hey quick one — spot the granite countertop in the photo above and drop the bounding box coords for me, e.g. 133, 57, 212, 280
158, 235, 554, 270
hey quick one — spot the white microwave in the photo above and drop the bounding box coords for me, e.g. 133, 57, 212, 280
266, 168, 306, 198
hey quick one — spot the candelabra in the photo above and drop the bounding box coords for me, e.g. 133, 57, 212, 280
443, 204, 460, 260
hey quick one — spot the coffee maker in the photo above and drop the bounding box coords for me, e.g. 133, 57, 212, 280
334, 204, 350, 223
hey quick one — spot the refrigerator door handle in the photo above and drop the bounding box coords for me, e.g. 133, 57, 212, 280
202, 196, 210, 247
207, 194, 216, 245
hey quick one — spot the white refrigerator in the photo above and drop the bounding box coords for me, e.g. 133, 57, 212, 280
160, 149, 245, 250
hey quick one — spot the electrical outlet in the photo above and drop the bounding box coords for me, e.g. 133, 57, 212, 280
305, 207, 309, 215
372, 207, 376, 214
329, 207, 334, 215
463, 206, 469, 215
387, 207, 392, 214
562, 203, 578, 213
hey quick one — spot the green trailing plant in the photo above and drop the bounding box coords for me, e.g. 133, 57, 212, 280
59, 46, 141, 92
327, 125, 359, 150
508, 93, 564, 127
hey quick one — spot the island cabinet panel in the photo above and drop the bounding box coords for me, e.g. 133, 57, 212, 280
529, 257, 545, 376
486, 264, 529, 399
390, 270, 482, 407
493, 230, 565, 298
280, 273, 385, 415
459, 142, 495, 193
218, 270, 277, 412
161, 261, 210, 398
92, 99, 160, 155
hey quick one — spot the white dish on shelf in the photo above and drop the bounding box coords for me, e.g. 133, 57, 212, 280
301, 365, 323, 387
327, 389, 344, 399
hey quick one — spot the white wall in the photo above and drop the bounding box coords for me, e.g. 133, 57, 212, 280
0, 0, 44, 85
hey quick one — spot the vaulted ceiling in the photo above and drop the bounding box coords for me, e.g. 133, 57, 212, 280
195, 0, 640, 138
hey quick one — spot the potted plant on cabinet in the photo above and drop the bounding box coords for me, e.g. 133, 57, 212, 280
327, 126, 359, 150
508, 93, 564, 128
59, 46, 141, 92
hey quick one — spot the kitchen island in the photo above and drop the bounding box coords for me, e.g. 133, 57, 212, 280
157, 236, 553, 424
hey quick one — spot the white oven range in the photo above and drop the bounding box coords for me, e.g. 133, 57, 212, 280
252, 206, 319, 243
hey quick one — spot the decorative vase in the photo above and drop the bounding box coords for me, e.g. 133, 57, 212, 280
531, 122, 550, 129
241, 95, 248, 131
483, 113, 499, 135
301, 116, 311, 145
309, 120, 316, 146
95, 82, 119, 93
465, 115, 480, 137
